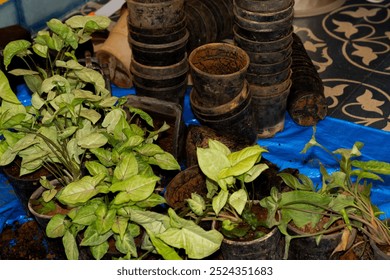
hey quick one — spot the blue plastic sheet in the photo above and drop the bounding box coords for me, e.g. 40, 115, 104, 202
1, 86, 389, 234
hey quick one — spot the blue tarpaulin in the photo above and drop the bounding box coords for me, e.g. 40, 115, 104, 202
1, 85, 389, 233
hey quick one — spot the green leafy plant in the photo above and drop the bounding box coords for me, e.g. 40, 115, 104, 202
0, 15, 114, 188
186, 139, 270, 240
45, 105, 223, 260
260, 127, 390, 259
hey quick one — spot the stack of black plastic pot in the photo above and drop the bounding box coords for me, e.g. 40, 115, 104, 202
233, 0, 294, 138
127, 0, 189, 105
184, 0, 234, 53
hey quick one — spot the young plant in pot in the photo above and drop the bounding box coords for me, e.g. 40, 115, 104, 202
44, 105, 223, 260
0, 15, 114, 213
183, 139, 284, 259
260, 128, 390, 259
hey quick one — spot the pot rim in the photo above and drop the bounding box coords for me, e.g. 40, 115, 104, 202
233, 0, 294, 17
233, 25, 293, 46
188, 42, 250, 78
130, 54, 189, 79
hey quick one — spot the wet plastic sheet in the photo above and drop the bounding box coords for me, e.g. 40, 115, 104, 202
1, 86, 389, 234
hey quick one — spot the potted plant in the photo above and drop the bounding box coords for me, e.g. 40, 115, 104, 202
44, 104, 223, 260
260, 127, 390, 259
181, 139, 284, 259
0, 15, 115, 211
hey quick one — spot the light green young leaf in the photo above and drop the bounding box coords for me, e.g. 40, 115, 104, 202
74, 67, 109, 96
187, 193, 206, 216
352, 160, 390, 175
79, 108, 102, 124
128, 106, 154, 127
47, 18, 78, 49
57, 174, 106, 205
102, 108, 126, 134
113, 152, 138, 182
148, 152, 181, 170
127, 208, 170, 234
73, 89, 102, 102
24, 73, 43, 93
197, 147, 230, 182
77, 132, 108, 148
147, 231, 182, 260
135, 193, 166, 208
71, 204, 99, 226
90, 241, 109, 260
212, 189, 229, 215
32, 43, 48, 58
96, 209, 116, 235
112, 216, 129, 241
243, 163, 269, 183
135, 143, 165, 157
46, 214, 68, 238
63, 230, 79, 260
221, 145, 266, 178
99, 96, 119, 108
157, 209, 223, 259
110, 174, 160, 202
31, 92, 45, 109
228, 189, 247, 215
3, 40, 31, 69
85, 160, 109, 177
114, 230, 137, 257
208, 139, 231, 156
0, 70, 21, 104
65, 15, 111, 31
90, 148, 114, 167
41, 75, 71, 94
80, 225, 113, 246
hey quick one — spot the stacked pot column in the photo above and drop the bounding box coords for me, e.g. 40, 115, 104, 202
233, 0, 294, 138
188, 43, 257, 145
127, 0, 189, 105
184, 0, 234, 53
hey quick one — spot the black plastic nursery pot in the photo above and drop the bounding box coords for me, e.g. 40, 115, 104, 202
129, 30, 189, 66
127, 0, 185, 29
215, 202, 284, 260
246, 68, 291, 86
245, 42, 292, 64
247, 57, 292, 75
130, 54, 189, 88
220, 227, 283, 260
234, 0, 293, 13
234, 25, 293, 53
188, 42, 250, 107
286, 224, 357, 260
129, 24, 187, 44
233, 7, 294, 34
190, 81, 257, 145
132, 77, 188, 106
127, 16, 186, 37
233, 0, 294, 22
251, 79, 291, 138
